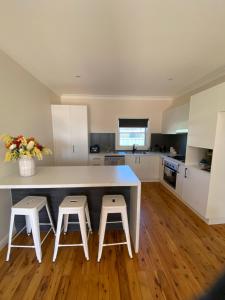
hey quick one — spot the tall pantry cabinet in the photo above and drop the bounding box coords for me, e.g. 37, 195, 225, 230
51, 105, 88, 165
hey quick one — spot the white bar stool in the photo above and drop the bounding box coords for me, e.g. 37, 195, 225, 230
6, 196, 55, 263
53, 195, 92, 262
98, 194, 133, 262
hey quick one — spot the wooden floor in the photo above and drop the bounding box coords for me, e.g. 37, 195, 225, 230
1, 183, 225, 300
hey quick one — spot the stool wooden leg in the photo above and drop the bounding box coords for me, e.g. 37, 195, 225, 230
121, 209, 133, 258
53, 212, 63, 262
45, 204, 56, 234
78, 210, 89, 260
63, 214, 69, 234
6, 212, 15, 261
85, 204, 92, 233
98, 211, 107, 262
25, 215, 32, 236
30, 211, 42, 263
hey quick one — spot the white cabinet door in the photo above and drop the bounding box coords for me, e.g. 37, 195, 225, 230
162, 103, 189, 134
125, 155, 140, 178
182, 166, 210, 217
126, 155, 160, 182
188, 88, 219, 149
69, 106, 88, 165
139, 155, 160, 182
175, 164, 185, 197
51, 105, 88, 165
89, 154, 104, 166
159, 156, 164, 182
51, 105, 72, 164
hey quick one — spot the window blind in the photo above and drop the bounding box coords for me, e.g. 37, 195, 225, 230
119, 118, 149, 128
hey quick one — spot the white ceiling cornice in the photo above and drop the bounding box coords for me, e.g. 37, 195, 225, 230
61, 94, 174, 101
176, 65, 225, 99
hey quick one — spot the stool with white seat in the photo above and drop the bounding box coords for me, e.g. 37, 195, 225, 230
53, 195, 92, 262
6, 196, 55, 263
98, 194, 133, 262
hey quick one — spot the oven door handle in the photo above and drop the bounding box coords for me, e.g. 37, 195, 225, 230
164, 165, 175, 172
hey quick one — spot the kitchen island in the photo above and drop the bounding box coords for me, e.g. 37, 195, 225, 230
0, 165, 141, 252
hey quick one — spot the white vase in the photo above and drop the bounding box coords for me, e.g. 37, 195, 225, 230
18, 156, 35, 177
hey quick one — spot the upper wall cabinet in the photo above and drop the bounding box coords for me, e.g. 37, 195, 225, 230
51, 105, 88, 165
187, 84, 225, 149
162, 103, 189, 134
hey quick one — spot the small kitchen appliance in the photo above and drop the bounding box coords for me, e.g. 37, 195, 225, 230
90, 144, 100, 153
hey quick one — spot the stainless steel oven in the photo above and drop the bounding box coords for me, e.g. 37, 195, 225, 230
163, 159, 179, 189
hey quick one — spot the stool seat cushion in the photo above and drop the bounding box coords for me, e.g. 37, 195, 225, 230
60, 196, 87, 208
13, 196, 46, 210
102, 195, 126, 208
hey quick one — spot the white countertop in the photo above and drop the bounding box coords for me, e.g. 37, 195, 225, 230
0, 165, 141, 189
89, 151, 166, 156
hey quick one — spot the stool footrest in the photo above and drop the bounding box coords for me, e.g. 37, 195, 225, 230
11, 226, 26, 242
11, 227, 54, 248
58, 243, 83, 247
41, 228, 53, 245
103, 242, 127, 247
11, 245, 35, 248
67, 221, 89, 225
106, 221, 122, 224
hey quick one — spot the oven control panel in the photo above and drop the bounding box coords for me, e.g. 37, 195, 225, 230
164, 159, 179, 172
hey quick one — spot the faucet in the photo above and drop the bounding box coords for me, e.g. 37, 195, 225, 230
132, 144, 137, 153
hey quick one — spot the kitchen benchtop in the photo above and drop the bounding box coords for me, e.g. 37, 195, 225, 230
89, 152, 186, 165
89, 151, 168, 156
0, 165, 141, 189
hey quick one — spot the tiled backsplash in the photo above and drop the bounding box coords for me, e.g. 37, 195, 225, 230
151, 133, 187, 155
90, 133, 115, 152
89, 132, 187, 155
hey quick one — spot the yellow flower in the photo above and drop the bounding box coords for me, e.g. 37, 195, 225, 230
0, 134, 13, 147
42, 148, 52, 156
33, 147, 43, 160
5, 151, 12, 162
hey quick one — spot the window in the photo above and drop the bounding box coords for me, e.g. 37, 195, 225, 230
117, 118, 149, 149
119, 127, 146, 146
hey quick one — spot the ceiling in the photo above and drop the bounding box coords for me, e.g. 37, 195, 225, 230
1, 0, 225, 97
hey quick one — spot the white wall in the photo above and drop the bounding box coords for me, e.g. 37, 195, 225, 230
61, 96, 172, 133
0, 50, 60, 248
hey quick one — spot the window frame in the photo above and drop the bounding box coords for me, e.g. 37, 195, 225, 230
115, 119, 150, 150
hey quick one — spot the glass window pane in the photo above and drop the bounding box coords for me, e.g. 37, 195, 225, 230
119, 127, 146, 146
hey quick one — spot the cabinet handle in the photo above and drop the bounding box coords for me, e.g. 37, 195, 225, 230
72, 145, 75, 152
177, 164, 180, 174
139, 156, 140, 164
184, 167, 187, 178
162, 158, 164, 166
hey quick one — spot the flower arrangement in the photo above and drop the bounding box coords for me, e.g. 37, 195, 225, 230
0, 134, 52, 161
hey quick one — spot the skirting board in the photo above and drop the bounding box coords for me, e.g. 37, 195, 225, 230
208, 217, 225, 225
0, 234, 9, 251
159, 181, 210, 225
0, 228, 16, 251
160, 180, 225, 225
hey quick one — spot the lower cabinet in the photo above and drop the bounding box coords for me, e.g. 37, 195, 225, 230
125, 155, 160, 182
175, 164, 185, 198
88, 154, 104, 166
159, 157, 164, 182
182, 166, 210, 217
